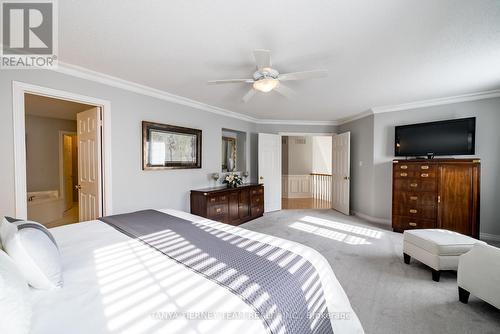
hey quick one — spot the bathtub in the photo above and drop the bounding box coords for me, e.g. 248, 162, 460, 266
27, 190, 65, 224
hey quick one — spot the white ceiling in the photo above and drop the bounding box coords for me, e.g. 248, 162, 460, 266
58, 0, 500, 121
25, 94, 94, 120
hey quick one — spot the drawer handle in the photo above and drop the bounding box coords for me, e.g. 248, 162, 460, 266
255, 198, 260, 202
400, 173, 408, 177
400, 165, 408, 170
409, 222, 417, 227
421, 173, 429, 178
252, 191, 256, 194
210, 198, 216, 202
410, 196, 418, 201
216, 208, 221, 213
410, 183, 418, 188
409, 209, 418, 214
221, 196, 226, 200
421, 166, 430, 170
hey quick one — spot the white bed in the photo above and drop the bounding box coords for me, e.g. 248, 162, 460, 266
30, 209, 364, 334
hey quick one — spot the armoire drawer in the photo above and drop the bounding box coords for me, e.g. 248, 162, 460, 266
393, 216, 436, 231
394, 179, 437, 192
395, 192, 437, 206
394, 204, 437, 220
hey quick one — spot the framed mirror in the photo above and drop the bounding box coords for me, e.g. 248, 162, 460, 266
222, 136, 236, 172
143, 121, 202, 170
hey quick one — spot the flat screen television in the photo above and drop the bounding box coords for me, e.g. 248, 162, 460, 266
395, 117, 476, 157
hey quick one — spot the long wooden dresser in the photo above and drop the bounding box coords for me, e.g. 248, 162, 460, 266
190, 184, 264, 226
392, 159, 480, 238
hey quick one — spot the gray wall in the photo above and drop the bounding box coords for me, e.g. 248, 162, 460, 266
0, 70, 258, 217
287, 136, 313, 175
25, 115, 77, 193
0, 70, 333, 218
340, 98, 500, 236
338, 115, 375, 216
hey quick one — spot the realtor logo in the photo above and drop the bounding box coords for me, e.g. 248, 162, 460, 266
1, 0, 58, 69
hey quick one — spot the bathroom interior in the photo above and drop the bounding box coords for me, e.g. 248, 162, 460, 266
25, 93, 94, 228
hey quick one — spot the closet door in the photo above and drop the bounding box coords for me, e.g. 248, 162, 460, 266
438, 163, 478, 237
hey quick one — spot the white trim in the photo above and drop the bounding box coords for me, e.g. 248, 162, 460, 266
52, 62, 500, 127
336, 110, 373, 125
480, 233, 500, 243
352, 211, 391, 225
12, 81, 113, 219
53, 63, 338, 126
58, 130, 77, 207
371, 89, 500, 114
278, 132, 335, 136
257, 119, 338, 126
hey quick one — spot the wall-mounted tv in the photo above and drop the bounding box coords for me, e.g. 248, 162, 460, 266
395, 117, 476, 158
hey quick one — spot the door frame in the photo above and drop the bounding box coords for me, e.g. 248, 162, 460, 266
12, 81, 113, 219
58, 130, 77, 210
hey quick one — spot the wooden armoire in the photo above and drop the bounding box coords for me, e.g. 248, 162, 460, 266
392, 159, 480, 238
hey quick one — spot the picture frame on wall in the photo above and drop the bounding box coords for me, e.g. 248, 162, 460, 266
142, 121, 202, 170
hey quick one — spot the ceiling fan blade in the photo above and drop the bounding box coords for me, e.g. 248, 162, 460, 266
242, 88, 256, 103
208, 79, 254, 85
254, 49, 271, 70
279, 69, 328, 81
274, 83, 295, 99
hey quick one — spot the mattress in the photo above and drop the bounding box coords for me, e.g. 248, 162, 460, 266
29, 209, 364, 334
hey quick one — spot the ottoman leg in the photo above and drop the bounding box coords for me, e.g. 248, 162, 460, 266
431, 269, 441, 282
458, 287, 470, 304
403, 253, 411, 264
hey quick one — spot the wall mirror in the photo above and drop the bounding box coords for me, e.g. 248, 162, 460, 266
222, 136, 236, 172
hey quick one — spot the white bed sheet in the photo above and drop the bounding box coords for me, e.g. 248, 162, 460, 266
30, 209, 364, 334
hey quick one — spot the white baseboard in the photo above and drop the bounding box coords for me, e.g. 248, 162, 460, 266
352, 211, 391, 225
480, 233, 500, 242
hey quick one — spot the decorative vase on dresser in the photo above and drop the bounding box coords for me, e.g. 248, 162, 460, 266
392, 159, 480, 238
190, 183, 264, 226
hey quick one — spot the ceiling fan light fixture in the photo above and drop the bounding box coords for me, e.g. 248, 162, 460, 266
253, 78, 279, 93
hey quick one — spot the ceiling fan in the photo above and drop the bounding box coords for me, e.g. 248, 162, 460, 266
208, 49, 328, 103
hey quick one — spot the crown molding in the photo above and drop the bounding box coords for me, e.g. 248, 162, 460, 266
371, 89, 500, 114
53, 62, 339, 126
336, 110, 373, 125
255, 118, 338, 126
53, 62, 500, 128
54, 62, 262, 123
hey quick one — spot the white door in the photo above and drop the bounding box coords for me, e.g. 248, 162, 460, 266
332, 132, 350, 215
77, 107, 102, 221
258, 133, 282, 212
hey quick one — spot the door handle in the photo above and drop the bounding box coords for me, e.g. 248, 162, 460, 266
75, 185, 82, 190
343, 176, 350, 180
259, 176, 264, 180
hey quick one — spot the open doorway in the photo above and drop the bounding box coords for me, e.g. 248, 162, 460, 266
24, 93, 101, 228
281, 135, 333, 209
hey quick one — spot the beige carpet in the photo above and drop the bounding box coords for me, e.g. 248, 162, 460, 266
242, 209, 500, 334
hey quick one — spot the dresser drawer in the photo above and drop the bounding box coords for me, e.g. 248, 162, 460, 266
208, 194, 229, 204
251, 205, 263, 217
251, 187, 264, 196
208, 203, 228, 217
394, 179, 437, 192
251, 195, 263, 207
393, 216, 436, 230
395, 192, 437, 206
394, 204, 437, 220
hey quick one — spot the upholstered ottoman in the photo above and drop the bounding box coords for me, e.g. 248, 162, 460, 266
403, 229, 485, 282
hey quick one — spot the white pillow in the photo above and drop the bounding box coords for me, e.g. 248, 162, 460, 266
0, 249, 32, 334
1, 218, 63, 290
